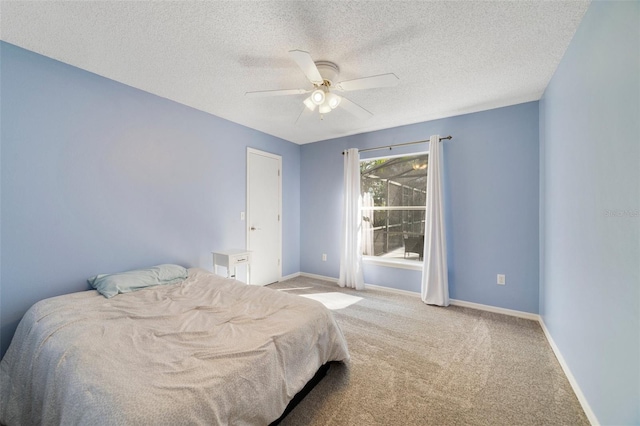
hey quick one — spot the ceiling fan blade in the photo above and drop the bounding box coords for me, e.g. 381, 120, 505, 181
245, 88, 309, 97
336, 73, 399, 92
289, 50, 324, 85
339, 96, 373, 120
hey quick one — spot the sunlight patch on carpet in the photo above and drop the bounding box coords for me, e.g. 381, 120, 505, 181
300, 292, 363, 310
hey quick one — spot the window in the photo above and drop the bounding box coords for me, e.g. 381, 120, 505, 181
361, 152, 428, 263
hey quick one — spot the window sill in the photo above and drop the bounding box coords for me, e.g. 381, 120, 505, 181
362, 256, 423, 271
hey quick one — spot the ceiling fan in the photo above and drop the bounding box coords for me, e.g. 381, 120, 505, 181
245, 50, 399, 121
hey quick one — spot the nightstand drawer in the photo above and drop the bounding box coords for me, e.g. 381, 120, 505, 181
230, 254, 250, 265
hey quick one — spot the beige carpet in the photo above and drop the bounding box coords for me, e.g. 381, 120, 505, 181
268, 276, 589, 426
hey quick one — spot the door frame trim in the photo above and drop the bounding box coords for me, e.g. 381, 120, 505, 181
246, 147, 282, 285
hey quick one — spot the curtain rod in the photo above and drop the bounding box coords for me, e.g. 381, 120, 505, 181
342, 135, 453, 155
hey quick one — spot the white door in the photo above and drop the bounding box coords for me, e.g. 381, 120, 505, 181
247, 148, 281, 285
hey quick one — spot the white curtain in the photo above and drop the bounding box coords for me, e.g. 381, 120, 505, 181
362, 192, 374, 256
421, 135, 449, 306
338, 148, 365, 290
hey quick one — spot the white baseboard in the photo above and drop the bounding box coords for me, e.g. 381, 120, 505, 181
299, 272, 338, 283
449, 299, 540, 321
364, 282, 421, 297
280, 272, 300, 281
296, 271, 597, 424
538, 318, 599, 426
361, 286, 540, 322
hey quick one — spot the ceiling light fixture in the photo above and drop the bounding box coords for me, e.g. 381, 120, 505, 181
326, 92, 341, 109
310, 89, 325, 105
319, 101, 332, 114
308, 88, 342, 116
303, 96, 317, 111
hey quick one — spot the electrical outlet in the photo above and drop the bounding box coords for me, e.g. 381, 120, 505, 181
240, 212, 245, 221
322, 254, 327, 261
497, 274, 506, 285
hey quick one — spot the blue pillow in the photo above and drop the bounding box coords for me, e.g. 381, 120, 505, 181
88, 264, 188, 298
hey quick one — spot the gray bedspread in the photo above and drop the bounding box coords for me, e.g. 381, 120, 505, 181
0, 268, 349, 425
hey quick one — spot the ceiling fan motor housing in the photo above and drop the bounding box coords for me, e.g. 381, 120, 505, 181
314, 61, 340, 86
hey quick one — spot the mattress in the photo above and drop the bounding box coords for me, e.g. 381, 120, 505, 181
0, 268, 349, 425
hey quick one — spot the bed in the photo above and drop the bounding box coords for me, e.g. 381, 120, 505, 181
0, 267, 349, 425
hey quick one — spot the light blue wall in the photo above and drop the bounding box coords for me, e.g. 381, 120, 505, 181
300, 102, 540, 313
4, 5, 637, 421
0, 42, 301, 357
539, 1, 640, 425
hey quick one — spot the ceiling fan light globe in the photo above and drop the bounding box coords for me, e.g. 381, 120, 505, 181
319, 103, 331, 114
303, 96, 317, 111
311, 89, 325, 105
327, 93, 341, 109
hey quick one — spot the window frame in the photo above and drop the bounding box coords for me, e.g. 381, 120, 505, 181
360, 150, 428, 270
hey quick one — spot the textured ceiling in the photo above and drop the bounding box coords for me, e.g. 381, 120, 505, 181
0, 1, 589, 144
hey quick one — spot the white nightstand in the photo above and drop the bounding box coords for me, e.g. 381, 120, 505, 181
212, 249, 252, 280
